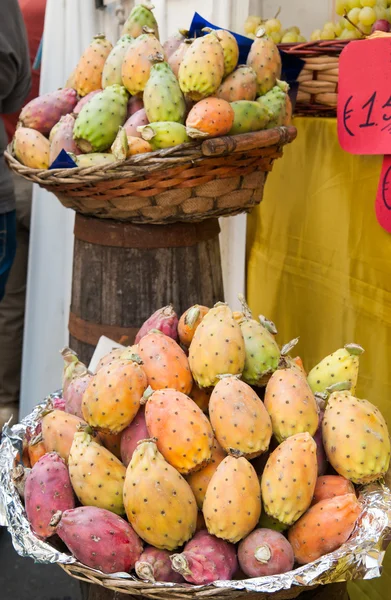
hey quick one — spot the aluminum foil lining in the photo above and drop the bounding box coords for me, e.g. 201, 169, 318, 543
1, 391, 391, 593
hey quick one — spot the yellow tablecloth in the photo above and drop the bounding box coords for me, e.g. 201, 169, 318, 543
246, 116, 391, 600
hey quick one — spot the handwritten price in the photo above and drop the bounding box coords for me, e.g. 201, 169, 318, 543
342, 92, 391, 138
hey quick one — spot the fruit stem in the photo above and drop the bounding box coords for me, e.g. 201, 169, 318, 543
344, 343, 365, 356
140, 385, 154, 405
259, 314, 277, 335
148, 51, 165, 63
281, 337, 300, 357
254, 543, 272, 564
170, 554, 192, 575
343, 10, 365, 37
135, 561, 156, 582
49, 510, 63, 529
142, 25, 156, 35
237, 293, 252, 320
184, 306, 200, 328
326, 381, 352, 394
274, 7, 281, 20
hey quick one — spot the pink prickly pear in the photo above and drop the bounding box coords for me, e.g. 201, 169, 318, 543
163, 29, 189, 59
170, 530, 237, 584
19, 88, 78, 134
46, 396, 66, 411
24, 453, 75, 539
120, 406, 148, 466
168, 39, 193, 78
238, 529, 294, 577
123, 108, 149, 138
127, 96, 144, 118
51, 506, 143, 574
49, 115, 81, 165
73, 90, 102, 115
136, 547, 184, 583
135, 305, 179, 343
61, 347, 92, 419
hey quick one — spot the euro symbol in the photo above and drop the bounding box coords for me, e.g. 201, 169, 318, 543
343, 96, 354, 137
382, 165, 391, 210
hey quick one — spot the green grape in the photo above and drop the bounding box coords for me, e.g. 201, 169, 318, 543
281, 31, 299, 43
320, 27, 336, 39
348, 0, 361, 8
359, 23, 372, 34
374, 5, 388, 19
310, 28, 322, 40
270, 31, 282, 44
377, 0, 387, 8
339, 27, 361, 38
336, 0, 347, 15
297, 34, 307, 42
359, 6, 377, 24
264, 18, 282, 34
360, 0, 376, 6
335, 21, 344, 35
348, 6, 362, 22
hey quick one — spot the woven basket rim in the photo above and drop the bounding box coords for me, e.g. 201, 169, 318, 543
279, 38, 354, 56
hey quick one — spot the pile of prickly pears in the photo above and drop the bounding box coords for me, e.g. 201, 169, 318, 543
12, 3, 292, 171
14, 296, 391, 584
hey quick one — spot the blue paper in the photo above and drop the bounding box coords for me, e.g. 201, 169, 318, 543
49, 149, 78, 169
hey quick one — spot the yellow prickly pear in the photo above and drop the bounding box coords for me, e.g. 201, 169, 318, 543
186, 439, 226, 508
178, 33, 225, 101
307, 343, 364, 395
74, 35, 113, 97
203, 28, 239, 77
13, 128, 50, 169
123, 439, 198, 550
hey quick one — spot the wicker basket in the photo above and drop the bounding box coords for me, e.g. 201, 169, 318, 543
5, 127, 296, 224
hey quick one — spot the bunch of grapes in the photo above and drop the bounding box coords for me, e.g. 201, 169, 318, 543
244, 15, 307, 43
311, 0, 391, 41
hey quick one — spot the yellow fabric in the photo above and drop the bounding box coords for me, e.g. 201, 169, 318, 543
246, 116, 391, 600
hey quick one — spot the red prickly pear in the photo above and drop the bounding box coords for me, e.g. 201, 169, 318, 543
120, 406, 148, 466
312, 475, 356, 506
123, 108, 149, 138
50, 397, 66, 411
127, 95, 144, 118
73, 90, 102, 115
24, 453, 75, 539
49, 114, 81, 164
178, 305, 209, 348
19, 88, 78, 134
238, 528, 294, 577
170, 530, 237, 584
51, 506, 143, 574
135, 305, 179, 344
135, 547, 184, 583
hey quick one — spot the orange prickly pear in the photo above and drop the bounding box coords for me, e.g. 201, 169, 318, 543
261, 433, 318, 526
311, 475, 355, 506
186, 439, 226, 508
95, 344, 139, 372
74, 35, 113, 97
209, 376, 272, 459
178, 304, 209, 348
178, 33, 225, 101
288, 494, 361, 564
307, 343, 364, 395
41, 410, 89, 463
123, 439, 198, 550
186, 98, 234, 139
203, 455, 261, 543
82, 356, 148, 434
138, 331, 193, 394
264, 366, 319, 442
189, 383, 211, 413
27, 433, 47, 466
121, 28, 165, 95
143, 388, 213, 474
99, 431, 122, 460
216, 65, 257, 102
189, 302, 245, 388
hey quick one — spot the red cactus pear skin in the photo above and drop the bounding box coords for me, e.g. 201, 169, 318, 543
24, 453, 75, 539
120, 406, 148, 467
209, 376, 272, 459
74, 35, 113, 97
264, 367, 319, 443
189, 303, 245, 388
69, 431, 126, 515
52, 506, 143, 574
144, 388, 213, 474
307, 343, 364, 395
261, 433, 318, 526
178, 305, 209, 348
50, 396, 66, 411
73, 90, 102, 115
170, 530, 238, 584
127, 95, 144, 118
123, 439, 198, 550
135, 305, 179, 344
178, 33, 225, 101
246, 31, 282, 96
288, 494, 361, 565
122, 31, 165, 95
41, 410, 89, 463
82, 357, 148, 434
13, 127, 50, 169
135, 547, 184, 583
238, 528, 294, 577
138, 331, 192, 394
312, 475, 355, 506
49, 115, 81, 164
122, 3, 159, 39
123, 108, 149, 138
216, 65, 257, 103
322, 391, 390, 484
19, 88, 78, 134
186, 439, 226, 508
163, 29, 189, 59
203, 455, 261, 543
102, 35, 134, 88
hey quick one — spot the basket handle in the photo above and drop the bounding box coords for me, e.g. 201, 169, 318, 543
201, 126, 297, 157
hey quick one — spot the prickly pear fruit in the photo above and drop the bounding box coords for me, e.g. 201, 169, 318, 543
69, 430, 126, 514
229, 100, 271, 135
61, 348, 92, 419
170, 530, 237, 584
127, 95, 144, 118
13, 128, 50, 169
138, 331, 192, 393
258, 509, 288, 533
178, 33, 225, 101
27, 433, 47, 466
138, 122, 190, 149
312, 475, 355, 506
257, 80, 290, 128
186, 98, 234, 138
41, 410, 88, 463
307, 344, 364, 395
122, 3, 159, 39
238, 528, 294, 577
73, 84, 128, 153
168, 39, 193, 78
127, 136, 153, 155
74, 35, 113, 97
102, 35, 134, 88
212, 29, 239, 77
178, 305, 209, 347
283, 94, 293, 125
186, 439, 226, 508
189, 303, 245, 388
135, 547, 184, 583
203, 455, 261, 543
120, 406, 149, 466
82, 356, 148, 434
288, 494, 361, 564
124, 108, 149, 138
264, 367, 319, 442
51, 506, 143, 574
209, 376, 272, 458
216, 66, 257, 102
144, 388, 213, 474
247, 31, 282, 96
24, 453, 75, 539
322, 390, 390, 484
135, 305, 179, 343
123, 439, 198, 550
71, 153, 117, 168
49, 115, 81, 164
163, 29, 189, 58
99, 431, 122, 460
261, 433, 318, 526
122, 30, 164, 95
144, 53, 186, 124
111, 126, 129, 160
313, 426, 328, 476
189, 383, 211, 413
95, 345, 138, 372
73, 90, 102, 115
19, 88, 78, 134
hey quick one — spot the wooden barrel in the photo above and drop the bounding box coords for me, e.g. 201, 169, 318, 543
69, 214, 224, 365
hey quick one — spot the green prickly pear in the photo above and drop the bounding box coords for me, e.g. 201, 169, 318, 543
247, 31, 282, 96
257, 80, 290, 128
229, 100, 271, 135
178, 33, 225, 101
143, 53, 186, 124
138, 122, 190, 149
122, 2, 159, 39
70, 153, 117, 168
73, 85, 128, 153
307, 343, 364, 395
102, 35, 134, 88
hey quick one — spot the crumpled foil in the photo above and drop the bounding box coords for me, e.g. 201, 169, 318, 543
1, 391, 391, 593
